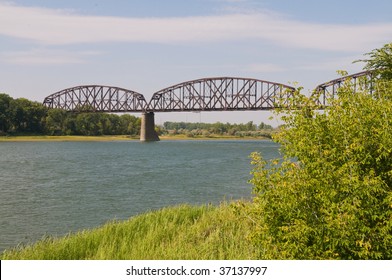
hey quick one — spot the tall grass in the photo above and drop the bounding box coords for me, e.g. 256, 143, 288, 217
1, 203, 258, 260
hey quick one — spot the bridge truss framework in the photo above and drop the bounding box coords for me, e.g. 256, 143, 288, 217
148, 77, 295, 112
42, 71, 377, 140
43, 77, 296, 113
43, 85, 147, 112
313, 70, 375, 107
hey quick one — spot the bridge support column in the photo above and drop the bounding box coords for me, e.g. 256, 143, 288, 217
140, 112, 160, 142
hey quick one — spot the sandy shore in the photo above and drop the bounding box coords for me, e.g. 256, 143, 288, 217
0, 135, 139, 142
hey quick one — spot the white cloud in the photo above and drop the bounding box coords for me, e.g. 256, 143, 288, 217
0, 2, 391, 52
1, 49, 101, 65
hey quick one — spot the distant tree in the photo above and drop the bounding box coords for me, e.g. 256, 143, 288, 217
63, 113, 77, 135
45, 108, 68, 135
120, 114, 140, 135
163, 120, 274, 137
258, 122, 272, 130
0, 93, 12, 133
245, 121, 256, 131
75, 113, 104, 136
154, 125, 164, 136
8, 98, 47, 133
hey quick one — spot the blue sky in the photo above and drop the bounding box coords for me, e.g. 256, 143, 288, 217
1, 0, 391, 125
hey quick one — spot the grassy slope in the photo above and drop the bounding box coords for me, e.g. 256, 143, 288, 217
1, 203, 258, 260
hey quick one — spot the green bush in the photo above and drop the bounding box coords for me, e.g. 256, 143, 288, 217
248, 45, 392, 259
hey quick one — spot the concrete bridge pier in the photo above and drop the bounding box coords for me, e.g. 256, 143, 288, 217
140, 112, 160, 142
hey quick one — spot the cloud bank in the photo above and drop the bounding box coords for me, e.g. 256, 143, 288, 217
0, 2, 391, 52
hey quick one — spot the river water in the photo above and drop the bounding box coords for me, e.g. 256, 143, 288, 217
0, 140, 280, 252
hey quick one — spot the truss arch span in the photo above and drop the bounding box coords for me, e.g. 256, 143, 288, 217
147, 77, 295, 112
313, 70, 376, 106
43, 85, 147, 112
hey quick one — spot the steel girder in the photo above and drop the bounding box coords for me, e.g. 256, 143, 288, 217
313, 70, 375, 107
147, 77, 295, 112
43, 85, 147, 112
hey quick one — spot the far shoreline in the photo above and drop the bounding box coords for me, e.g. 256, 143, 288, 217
0, 134, 271, 142
0, 135, 139, 142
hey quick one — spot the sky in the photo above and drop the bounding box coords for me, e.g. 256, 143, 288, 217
1, 0, 391, 125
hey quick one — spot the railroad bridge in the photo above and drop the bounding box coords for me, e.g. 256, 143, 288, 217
43, 71, 374, 141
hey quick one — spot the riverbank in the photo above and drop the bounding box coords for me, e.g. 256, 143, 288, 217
160, 134, 271, 140
0, 135, 139, 142
0, 134, 270, 142
1, 202, 258, 260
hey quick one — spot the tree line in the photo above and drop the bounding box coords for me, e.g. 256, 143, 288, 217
161, 121, 274, 138
0, 94, 141, 136
0, 93, 275, 137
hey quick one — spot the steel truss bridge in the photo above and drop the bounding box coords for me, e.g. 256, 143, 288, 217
42, 71, 375, 140
43, 77, 296, 113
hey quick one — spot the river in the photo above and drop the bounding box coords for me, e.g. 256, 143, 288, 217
0, 140, 280, 252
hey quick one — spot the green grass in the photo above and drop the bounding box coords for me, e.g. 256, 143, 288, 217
1, 203, 258, 260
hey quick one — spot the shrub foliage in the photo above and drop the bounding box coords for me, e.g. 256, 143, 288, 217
248, 44, 392, 259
